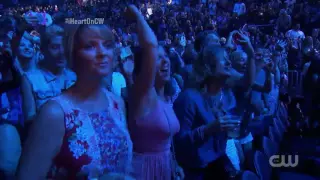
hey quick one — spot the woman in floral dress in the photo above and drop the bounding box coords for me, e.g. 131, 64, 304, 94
16, 15, 133, 180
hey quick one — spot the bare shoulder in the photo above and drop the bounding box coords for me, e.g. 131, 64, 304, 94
35, 98, 65, 129
40, 100, 64, 117
25, 98, 66, 150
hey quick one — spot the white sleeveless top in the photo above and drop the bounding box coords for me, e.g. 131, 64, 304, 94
46, 90, 133, 179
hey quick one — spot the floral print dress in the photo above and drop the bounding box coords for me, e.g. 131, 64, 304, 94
47, 90, 133, 179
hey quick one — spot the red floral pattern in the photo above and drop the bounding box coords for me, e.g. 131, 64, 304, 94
47, 94, 132, 179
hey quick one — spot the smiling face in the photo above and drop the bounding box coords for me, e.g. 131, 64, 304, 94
231, 51, 248, 74
73, 25, 115, 78
198, 45, 232, 84
213, 49, 232, 79
17, 37, 35, 59
155, 46, 171, 85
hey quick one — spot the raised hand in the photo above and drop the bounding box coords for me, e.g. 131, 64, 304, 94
229, 30, 239, 39
236, 30, 250, 45
277, 40, 287, 48
124, 5, 142, 21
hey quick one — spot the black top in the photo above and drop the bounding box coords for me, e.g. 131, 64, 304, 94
0, 53, 20, 94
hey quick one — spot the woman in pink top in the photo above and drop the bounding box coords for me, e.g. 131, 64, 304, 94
127, 6, 185, 180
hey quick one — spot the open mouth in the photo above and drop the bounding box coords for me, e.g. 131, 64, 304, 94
98, 62, 109, 66
160, 67, 170, 74
24, 50, 32, 54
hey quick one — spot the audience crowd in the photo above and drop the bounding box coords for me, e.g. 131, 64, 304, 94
0, 0, 320, 179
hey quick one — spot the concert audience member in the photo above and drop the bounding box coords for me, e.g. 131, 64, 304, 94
303, 50, 320, 129
276, 9, 292, 33
286, 23, 305, 48
127, 5, 184, 179
0, 30, 20, 94
0, 15, 23, 179
1, 0, 320, 179
17, 22, 132, 179
233, 0, 246, 17
0, 31, 22, 180
173, 29, 255, 178
250, 48, 272, 115
20, 24, 76, 125
221, 33, 256, 167
264, 51, 280, 115
8, 30, 42, 136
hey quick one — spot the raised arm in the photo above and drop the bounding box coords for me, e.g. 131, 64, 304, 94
252, 69, 272, 93
226, 32, 255, 89
239, 32, 256, 88
21, 75, 36, 123
129, 5, 158, 97
17, 100, 65, 179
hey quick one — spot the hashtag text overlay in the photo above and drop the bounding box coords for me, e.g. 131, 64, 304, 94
65, 18, 104, 25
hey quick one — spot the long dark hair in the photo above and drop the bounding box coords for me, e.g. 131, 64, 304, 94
132, 46, 176, 98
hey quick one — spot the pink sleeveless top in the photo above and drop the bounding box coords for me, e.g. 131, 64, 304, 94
47, 90, 133, 179
128, 100, 180, 180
